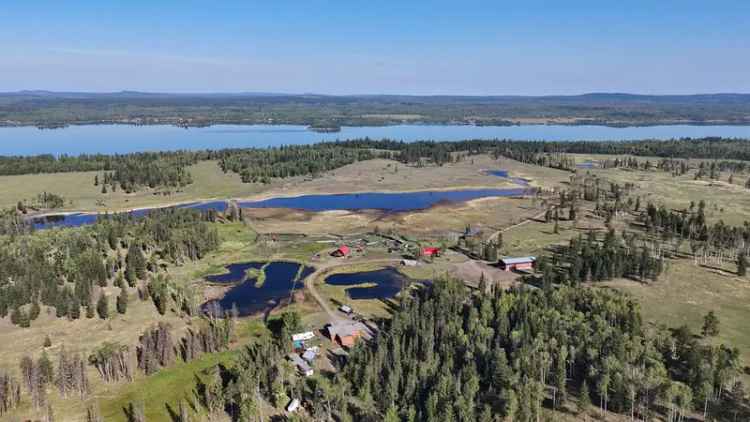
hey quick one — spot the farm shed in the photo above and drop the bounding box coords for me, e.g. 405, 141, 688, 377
498, 256, 535, 272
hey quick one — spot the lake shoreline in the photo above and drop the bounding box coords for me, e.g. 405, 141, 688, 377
26, 179, 530, 217
3, 123, 750, 156
27, 184, 535, 229
4, 120, 750, 130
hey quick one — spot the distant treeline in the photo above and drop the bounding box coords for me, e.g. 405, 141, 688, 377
332, 137, 750, 162
3, 92, 750, 127
4, 137, 750, 192
0, 151, 206, 176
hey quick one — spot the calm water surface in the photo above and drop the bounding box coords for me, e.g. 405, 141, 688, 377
30, 187, 532, 229
324, 267, 417, 300
2, 124, 750, 156
30, 200, 227, 230
238, 188, 530, 212
202, 261, 314, 316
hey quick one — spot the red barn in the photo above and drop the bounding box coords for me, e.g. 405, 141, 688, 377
422, 247, 441, 257
331, 245, 350, 257
499, 256, 535, 272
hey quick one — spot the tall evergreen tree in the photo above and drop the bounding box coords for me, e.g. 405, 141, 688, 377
96, 294, 109, 320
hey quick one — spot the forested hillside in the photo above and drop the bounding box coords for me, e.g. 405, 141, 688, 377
2, 92, 750, 127
336, 280, 746, 421
0, 208, 219, 326
180, 280, 748, 421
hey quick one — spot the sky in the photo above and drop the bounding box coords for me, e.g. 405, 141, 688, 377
1, 0, 749, 95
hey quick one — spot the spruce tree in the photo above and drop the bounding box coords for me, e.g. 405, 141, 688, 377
701, 311, 720, 337
117, 287, 128, 314
29, 301, 41, 321
96, 294, 109, 319
86, 300, 95, 319
738, 253, 747, 276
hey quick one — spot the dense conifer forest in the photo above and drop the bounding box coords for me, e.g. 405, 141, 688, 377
171, 280, 749, 421
215, 145, 385, 183
0, 208, 219, 326
337, 280, 745, 421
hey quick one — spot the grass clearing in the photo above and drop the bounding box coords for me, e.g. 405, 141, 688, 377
0, 160, 265, 212
604, 259, 750, 379
99, 319, 270, 422
2, 154, 567, 215
576, 153, 750, 225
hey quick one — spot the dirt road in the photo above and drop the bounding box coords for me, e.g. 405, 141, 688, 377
304, 258, 402, 321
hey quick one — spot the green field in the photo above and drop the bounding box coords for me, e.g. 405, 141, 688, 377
578, 154, 750, 225
605, 259, 750, 376
0, 160, 266, 212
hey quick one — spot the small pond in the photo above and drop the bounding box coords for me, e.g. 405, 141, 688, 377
238, 188, 529, 212
575, 160, 598, 169
324, 267, 423, 300
486, 169, 531, 186
202, 261, 314, 317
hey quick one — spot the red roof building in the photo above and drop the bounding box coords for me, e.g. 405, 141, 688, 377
422, 247, 441, 257
331, 245, 351, 257
327, 322, 366, 348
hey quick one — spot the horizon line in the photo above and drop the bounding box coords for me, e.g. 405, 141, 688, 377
3, 90, 750, 98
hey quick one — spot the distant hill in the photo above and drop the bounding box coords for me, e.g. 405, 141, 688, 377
1, 91, 749, 127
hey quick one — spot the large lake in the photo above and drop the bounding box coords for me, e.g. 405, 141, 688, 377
2, 124, 750, 156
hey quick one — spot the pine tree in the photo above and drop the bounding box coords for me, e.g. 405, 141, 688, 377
29, 301, 41, 320
96, 294, 109, 319
38, 352, 54, 385
384, 405, 399, 422
117, 287, 128, 314
86, 300, 95, 319
701, 311, 720, 337
738, 253, 747, 276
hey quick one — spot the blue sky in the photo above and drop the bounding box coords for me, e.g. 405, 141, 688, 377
2, 1, 748, 95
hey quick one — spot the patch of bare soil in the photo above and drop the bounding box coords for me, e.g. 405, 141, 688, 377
450, 260, 519, 289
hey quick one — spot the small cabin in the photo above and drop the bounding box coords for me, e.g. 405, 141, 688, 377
499, 256, 536, 272
401, 259, 418, 267
327, 321, 366, 348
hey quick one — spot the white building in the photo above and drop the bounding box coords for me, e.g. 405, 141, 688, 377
286, 398, 301, 413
